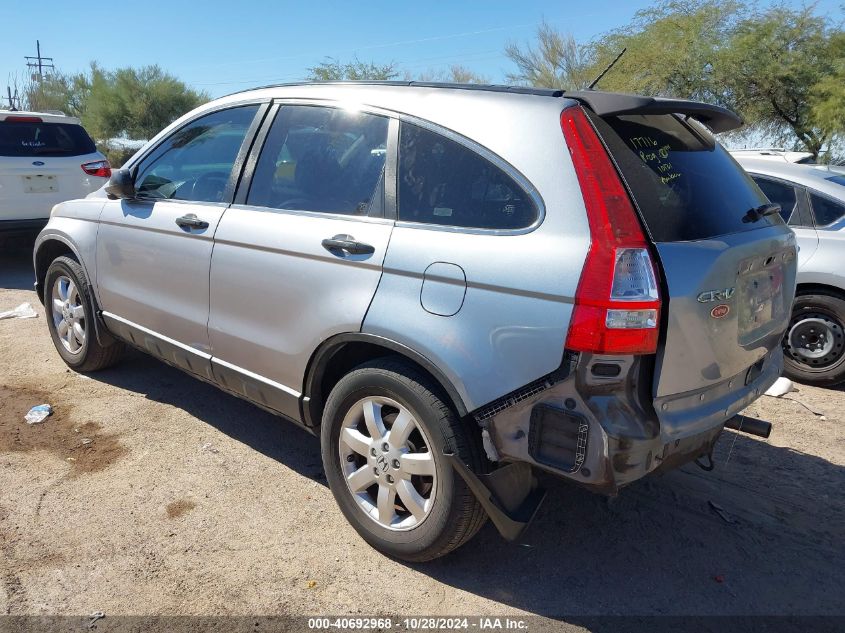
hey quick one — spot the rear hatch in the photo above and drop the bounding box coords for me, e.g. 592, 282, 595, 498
0, 116, 104, 220
583, 106, 797, 399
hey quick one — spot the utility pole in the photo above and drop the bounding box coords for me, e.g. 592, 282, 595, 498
5, 86, 20, 110
25, 40, 55, 82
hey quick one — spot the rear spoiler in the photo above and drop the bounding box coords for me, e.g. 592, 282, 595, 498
564, 90, 743, 134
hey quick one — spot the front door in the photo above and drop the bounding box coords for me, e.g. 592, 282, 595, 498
208, 104, 394, 419
96, 104, 261, 377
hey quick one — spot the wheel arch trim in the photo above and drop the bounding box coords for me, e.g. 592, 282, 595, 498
795, 281, 845, 301
34, 233, 116, 348
33, 232, 86, 303
302, 332, 469, 427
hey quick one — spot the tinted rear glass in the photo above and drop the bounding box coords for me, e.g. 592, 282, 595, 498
810, 193, 845, 226
398, 123, 538, 230
0, 121, 97, 157
752, 177, 797, 222
589, 111, 776, 242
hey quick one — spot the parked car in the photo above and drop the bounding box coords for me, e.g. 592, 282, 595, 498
0, 110, 110, 233
733, 153, 845, 386
34, 83, 796, 560
730, 148, 814, 164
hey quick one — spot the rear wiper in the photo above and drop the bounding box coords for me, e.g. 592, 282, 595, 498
742, 203, 781, 223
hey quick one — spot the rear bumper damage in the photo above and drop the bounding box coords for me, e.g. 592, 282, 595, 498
461, 348, 781, 539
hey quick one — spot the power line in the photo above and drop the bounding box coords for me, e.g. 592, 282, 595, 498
181, 23, 534, 73
25, 40, 55, 82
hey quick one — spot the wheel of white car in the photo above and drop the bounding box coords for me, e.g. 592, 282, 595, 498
783, 293, 845, 387
320, 358, 488, 561
44, 256, 124, 372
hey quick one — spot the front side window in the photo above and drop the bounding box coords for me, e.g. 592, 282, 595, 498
134, 105, 259, 203
397, 123, 538, 230
810, 193, 845, 226
247, 106, 389, 215
751, 176, 798, 223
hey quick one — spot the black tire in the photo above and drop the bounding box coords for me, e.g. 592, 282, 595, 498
43, 256, 124, 372
782, 292, 845, 387
321, 358, 487, 561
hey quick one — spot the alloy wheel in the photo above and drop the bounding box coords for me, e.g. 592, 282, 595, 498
338, 396, 436, 531
51, 275, 86, 354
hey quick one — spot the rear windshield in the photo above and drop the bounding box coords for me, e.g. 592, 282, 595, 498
588, 111, 777, 242
825, 174, 845, 187
0, 121, 97, 157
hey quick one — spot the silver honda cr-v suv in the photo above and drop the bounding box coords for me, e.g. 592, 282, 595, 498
33, 82, 797, 561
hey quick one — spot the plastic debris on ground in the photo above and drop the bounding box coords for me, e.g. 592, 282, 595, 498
25, 404, 53, 425
763, 376, 826, 419
764, 377, 796, 397
0, 302, 38, 320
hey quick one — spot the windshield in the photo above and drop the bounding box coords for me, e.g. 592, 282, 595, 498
0, 121, 97, 157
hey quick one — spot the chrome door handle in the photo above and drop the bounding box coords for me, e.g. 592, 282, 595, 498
321, 235, 375, 255
176, 214, 209, 229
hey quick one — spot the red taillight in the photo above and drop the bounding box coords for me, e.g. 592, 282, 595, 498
4, 116, 43, 123
81, 160, 111, 178
561, 106, 661, 355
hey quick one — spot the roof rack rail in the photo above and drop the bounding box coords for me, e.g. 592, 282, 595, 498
222, 82, 743, 132
226, 80, 564, 98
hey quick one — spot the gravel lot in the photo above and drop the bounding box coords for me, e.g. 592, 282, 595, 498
1, 235, 843, 624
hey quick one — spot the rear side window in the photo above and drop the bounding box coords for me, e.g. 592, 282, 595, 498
589, 112, 775, 242
752, 176, 797, 222
398, 123, 537, 230
0, 121, 96, 157
810, 193, 845, 226
247, 105, 388, 215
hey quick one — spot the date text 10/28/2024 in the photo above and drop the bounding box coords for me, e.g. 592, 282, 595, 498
308, 617, 530, 630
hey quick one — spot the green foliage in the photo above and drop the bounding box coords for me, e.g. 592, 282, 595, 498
589, 0, 741, 99
307, 57, 400, 81
810, 32, 845, 139
443, 65, 489, 84
24, 72, 88, 116
715, 4, 843, 158
411, 65, 490, 84
18, 63, 207, 144
513, 1, 844, 160
504, 21, 593, 89
81, 64, 208, 141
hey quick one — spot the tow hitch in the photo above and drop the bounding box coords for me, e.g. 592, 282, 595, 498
695, 415, 772, 472
446, 455, 546, 541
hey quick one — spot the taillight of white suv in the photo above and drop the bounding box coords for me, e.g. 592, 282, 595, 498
81, 160, 112, 178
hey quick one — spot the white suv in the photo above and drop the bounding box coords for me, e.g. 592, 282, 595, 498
0, 110, 110, 232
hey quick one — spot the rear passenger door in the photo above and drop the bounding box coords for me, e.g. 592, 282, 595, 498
751, 174, 818, 266
362, 120, 556, 411
207, 104, 394, 420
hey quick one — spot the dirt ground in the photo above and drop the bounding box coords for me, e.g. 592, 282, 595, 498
1, 235, 843, 624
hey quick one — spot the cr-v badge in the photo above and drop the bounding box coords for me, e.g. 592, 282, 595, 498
697, 288, 736, 303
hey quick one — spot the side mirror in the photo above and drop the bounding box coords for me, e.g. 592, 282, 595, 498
105, 168, 136, 200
